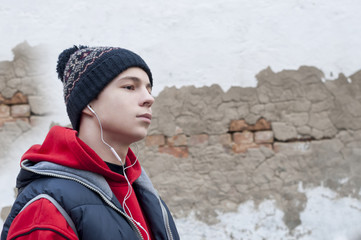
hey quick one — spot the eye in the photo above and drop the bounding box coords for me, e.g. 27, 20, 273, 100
123, 85, 135, 90
147, 86, 153, 95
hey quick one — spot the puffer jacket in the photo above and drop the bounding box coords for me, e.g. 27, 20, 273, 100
2, 160, 178, 240
1, 126, 179, 240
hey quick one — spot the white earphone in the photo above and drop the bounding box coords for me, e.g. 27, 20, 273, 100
86, 104, 150, 240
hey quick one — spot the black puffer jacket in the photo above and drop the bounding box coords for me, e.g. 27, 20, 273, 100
2, 160, 179, 240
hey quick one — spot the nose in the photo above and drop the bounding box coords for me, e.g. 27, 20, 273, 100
140, 88, 154, 107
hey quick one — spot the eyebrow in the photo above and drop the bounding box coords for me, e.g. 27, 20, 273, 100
118, 76, 152, 90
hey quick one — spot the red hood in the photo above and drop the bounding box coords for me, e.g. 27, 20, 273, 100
21, 126, 141, 183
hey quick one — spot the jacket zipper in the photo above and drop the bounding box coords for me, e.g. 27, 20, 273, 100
21, 162, 144, 240
159, 199, 174, 240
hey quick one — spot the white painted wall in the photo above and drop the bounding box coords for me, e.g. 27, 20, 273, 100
2, 1, 361, 239
1, 0, 361, 95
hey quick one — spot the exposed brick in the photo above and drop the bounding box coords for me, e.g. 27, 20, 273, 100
229, 118, 271, 132
0, 105, 10, 118
4, 92, 28, 105
255, 131, 274, 144
229, 119, 249, 132
233, 131, 254, 145
159, 146, 189, 158
232, 142, 258, 153
0, 94, 5, 104
232, 131, 257, 153
189, 134, 209, 145
247, 118, 272, 131
0, 117, 14, 127
167, 134, 187, 146
11, 104, 31, 117
145, 135, 165, 146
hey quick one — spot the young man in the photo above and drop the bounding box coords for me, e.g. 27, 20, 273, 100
1, 46, 179, 240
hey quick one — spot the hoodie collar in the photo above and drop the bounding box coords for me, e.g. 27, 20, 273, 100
21, 126, 141, 183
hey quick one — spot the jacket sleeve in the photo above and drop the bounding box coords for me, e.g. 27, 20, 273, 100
7, 198, 78, 240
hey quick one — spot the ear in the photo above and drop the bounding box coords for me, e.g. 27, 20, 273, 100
82, 104, 94, 117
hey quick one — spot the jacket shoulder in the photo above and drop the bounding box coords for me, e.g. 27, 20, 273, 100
6, 196, 78, 240
3, 177, 139, 240
2, 177, 100, 239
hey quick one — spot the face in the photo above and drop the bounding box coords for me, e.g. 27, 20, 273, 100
88, 67, 154, 145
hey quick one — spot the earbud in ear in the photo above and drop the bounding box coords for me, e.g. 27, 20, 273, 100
87, 104, 95, 114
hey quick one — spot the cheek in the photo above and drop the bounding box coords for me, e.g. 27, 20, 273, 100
101, 103, 132, 123
101, 95, 127, 110
94, 94, 134, 120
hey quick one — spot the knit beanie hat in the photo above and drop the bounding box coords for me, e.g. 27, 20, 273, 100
56, 45, 153, 131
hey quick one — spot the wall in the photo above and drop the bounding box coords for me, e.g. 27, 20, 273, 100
1, 44, 361, 239
0, 42, 50, 159
138, 65, 361, 236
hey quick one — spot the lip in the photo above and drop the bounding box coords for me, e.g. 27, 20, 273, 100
137, 113, 152, 123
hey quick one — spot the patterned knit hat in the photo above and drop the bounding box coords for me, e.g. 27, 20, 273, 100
56, 45, 153, 131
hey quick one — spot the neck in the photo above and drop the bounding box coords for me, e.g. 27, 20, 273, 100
78, 124, 129, 166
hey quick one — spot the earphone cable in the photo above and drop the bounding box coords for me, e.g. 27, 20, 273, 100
87, 105, 150, 240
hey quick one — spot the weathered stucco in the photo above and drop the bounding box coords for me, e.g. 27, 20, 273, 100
140, 65, 361, 231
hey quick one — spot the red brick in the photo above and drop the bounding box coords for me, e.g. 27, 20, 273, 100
229, 119, 249, 132
233, 131, 254, 145
167, 134, 187, 146
11, 104, 30, 117
5, 92, 28, 105
0, 104, 10, 118
232, 142, 258, 153
0, 117, 29, 127
145, 135, 165, 146
158, 146, 189, 158
188, 134, 209, 145
247, 118, 271, 131
0, 117, 14, 127
255, 131, 274, 144
0, 94, 5, 104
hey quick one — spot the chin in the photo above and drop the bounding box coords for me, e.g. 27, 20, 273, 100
106, 128, 148, 145
129, 131, 148, 143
